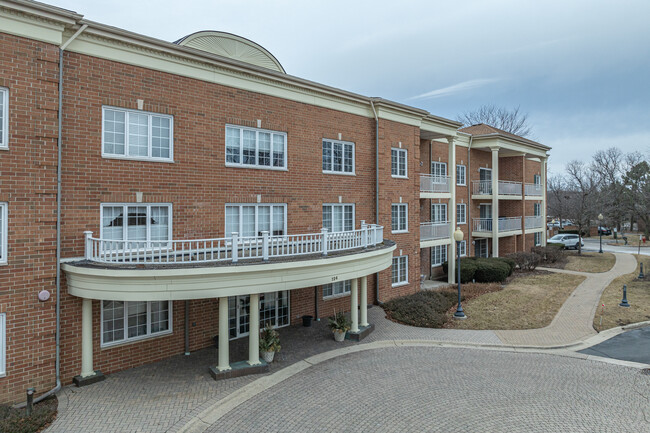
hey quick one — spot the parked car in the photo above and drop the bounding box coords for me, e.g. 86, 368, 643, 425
548, 234, 584, 249
598, 227, 612, 236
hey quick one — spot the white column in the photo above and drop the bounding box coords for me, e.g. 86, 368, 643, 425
217, 297, 231, 371
350, 278, 359, 333
248, 293, 260, 366
541, 156, 548, 246
447, 136, 457, 283
360, 276, 368, 327
80, 298, 94, 377
491, 147, 500, 257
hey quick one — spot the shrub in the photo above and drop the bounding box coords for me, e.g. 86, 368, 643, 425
547, 242, 565, 250
259, 322, 281, 353
493, 257, 516, 276
532, 245, 565, 263
328, 311, 351, 332
474, 259, 511, 282
383, 290, 459, 328
510, 251, 541, 271
443, 257, 479, 283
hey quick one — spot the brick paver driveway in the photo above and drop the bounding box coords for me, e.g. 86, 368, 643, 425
211, 346, 649, 433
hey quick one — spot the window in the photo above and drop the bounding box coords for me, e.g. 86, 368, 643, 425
534, 203, 542, 216
534, 232, 542, 246
0, 313, 5, 377
101, 300, 172, 346
323, 139, 354, 174
432, 245, 447, 267
323, 281, 352, 298
534, 174, 541, 185
392, 255, 408, 286
391, 148, 407, 178
229, 291, 289, 339
459, 240, 467, 257
0, 203, 6, 264
431, 203, 447, 223
0, 87, 8, 149
456, 203, 466, 225
456, 165, 466, 186
431, 161, 447, 177
225, 204, 286, 237
323, 204, 354, 232
225, 125, 287, 170
475, 239, 488, 258
391, 204, 408, 233
102, 107, 173, 161
101, 204, 171, 247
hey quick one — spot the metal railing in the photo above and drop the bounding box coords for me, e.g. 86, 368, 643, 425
420, 174, 451, 193
499, 217, 522, 232
472, 180, 492, 195
420, 221, 450, 241
525, 183, 544, 196
83, 223, 384, 264
473, 218, 492, 232
498, 180, 522, 196
525, 215, 543, 229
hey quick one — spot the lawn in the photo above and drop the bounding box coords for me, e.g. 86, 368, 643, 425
0, 396, 57, 433
446, 271, 586, 330
544, 251, 616, 273
594, 254, 650, 331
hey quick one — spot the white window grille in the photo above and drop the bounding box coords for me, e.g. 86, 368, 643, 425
391, 204, 408, 233
456, 203, 467, 225
323, 281, 352, 298
0, 87, 8, 149
456, 165, 466, 186
101, 300, 172, 346
391, 148, 407, 178
431, 203, 447, 224
534, 232, 542, 246
102, 107, 173, 161
459, 240, 467, 257
431, 161, 447, 177
225, 204, 286, 237
392, 255, 408, 286
100, 204, 172, 248
0, 313, 5, 377
225, 125, 287, 169
322, 139, 354, 174
432, 245, 447, 267
228, 291, 289, 339
323, 204, 354, 232
0, 203, 6, 264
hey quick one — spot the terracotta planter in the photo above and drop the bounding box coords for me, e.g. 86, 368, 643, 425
261, 350, 275, 363
333, 329, 346, 342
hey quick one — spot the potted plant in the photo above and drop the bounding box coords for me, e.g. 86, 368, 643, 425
328, 311, 351, 342
259, 322, 281, 363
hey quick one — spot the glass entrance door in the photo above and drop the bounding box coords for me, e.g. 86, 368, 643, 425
228, 291, 290, 339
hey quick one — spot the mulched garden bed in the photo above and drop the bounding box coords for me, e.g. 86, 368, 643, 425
0, 396, 57, 433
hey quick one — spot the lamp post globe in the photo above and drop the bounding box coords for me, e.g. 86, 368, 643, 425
598, 213, 604, 254
453, 228, 466, 319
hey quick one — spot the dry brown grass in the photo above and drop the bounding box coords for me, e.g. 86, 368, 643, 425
563, 252, 616, 273
447, 271, 586, 330
594, 254, 650, 331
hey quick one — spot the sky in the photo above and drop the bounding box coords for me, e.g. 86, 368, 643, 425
48, 0, 650, 174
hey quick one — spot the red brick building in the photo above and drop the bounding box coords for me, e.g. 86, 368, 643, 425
0, 0, 549, 404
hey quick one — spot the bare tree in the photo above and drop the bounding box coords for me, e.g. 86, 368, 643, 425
547, 174, 569, 226
457, 104, 532, 138
563, 160, 599, 254
591, 147, 625, 230
622, 160, 650, 237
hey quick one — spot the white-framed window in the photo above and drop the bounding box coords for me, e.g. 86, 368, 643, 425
534, 202, 542, 217
475, 239, 489, 258
456, 165, 466, 186
100, 204, 172, 247
534, 174, 541, 185
431, 161, 447, 177
225, 125, 287, 170
0, 203, 6, 264
225, 204, 286, 237
459, 240, 467, 257
432, 245, 447, 267
323, 281, 352, 299
101, 300, 172, 347
323, 204, 354, 232
322, 139, 355, 175
229, 291, 289, 339
102, 107, 173, 161
456, 203, 467, 225
391, 204, 408, 233
0, 87, 8, 149
431, 203, 447, 224
0, 313, 5, 377
392, 255, 408, 286
391, 148, 407, 178
534, 232, 542, 246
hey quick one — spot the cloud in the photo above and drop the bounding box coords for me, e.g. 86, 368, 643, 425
409, 78, 501, 100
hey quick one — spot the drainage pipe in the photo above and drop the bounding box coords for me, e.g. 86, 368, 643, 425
369, 100, 383, 305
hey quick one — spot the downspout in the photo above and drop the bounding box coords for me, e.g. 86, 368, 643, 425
14, 24, 88, 408
369, 100, 382, 305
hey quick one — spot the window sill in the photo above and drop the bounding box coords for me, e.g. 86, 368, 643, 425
431, 263, 445, 268
323, 292, 351, 300
225, 163, 288, 172
391, 175, 408, 179
100, 329, 173, 349
391, 281, 409, 288
322, 171, 356, 176
391, 230, 409, 234
0, 147, 8, 151
102, 154, 175, 164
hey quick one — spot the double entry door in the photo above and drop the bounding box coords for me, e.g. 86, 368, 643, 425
228, 291, 289, 339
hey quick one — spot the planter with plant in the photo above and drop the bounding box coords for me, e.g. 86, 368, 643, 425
328, 311, 351, 342
259, 323, 281, 363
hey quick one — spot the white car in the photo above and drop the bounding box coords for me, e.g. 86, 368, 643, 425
548, 234, 584, 249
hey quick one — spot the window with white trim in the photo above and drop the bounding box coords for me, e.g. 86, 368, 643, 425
323, 204, 354, 232
0, 87, 8, 149
534, 202, 542, 216
322, 139, 354, 174
459, 240, 467, 257
323, 281, 352, 298
392, 255, 408, 286
229, 291, 289, 339
391, 148, 407, 178
225, 125, 287, 169
101, 300, 172, 346
432, 245, 447, 267
431, 203, 447, 223
534, 174, 541, 185
456, 165, 466, 186
456, 203, 466, 225
391, 204, 408, 233
431, 161, 447, 176
0, 203, 6, 264
534, 232, 542, 246
0, 313, 5, 377
101, 204, 171, 247
102, 107, 173, 161
225, 204, 286, 237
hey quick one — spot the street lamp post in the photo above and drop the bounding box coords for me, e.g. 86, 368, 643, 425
598, 213, 604, 254
453, 228, 466, 319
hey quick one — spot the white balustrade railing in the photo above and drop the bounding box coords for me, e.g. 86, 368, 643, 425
420, 174, 451, 193
525, 183, 544, 196
473, 218, 492, 232
498, 217, 522, 232
420, 222, 450, 241
472, 180, 524, 196
498, 180, 523, 196
525, 215, 543, 229
83, 224, 384, 265
472, 180, 492, 195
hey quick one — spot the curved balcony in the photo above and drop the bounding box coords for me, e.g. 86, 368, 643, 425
62, 225, 395, 301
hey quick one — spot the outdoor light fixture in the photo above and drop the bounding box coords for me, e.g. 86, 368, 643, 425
453, 228, 466, 319
598, 213, 604, 254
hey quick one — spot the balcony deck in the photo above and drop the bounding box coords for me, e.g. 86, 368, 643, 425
471, 217, 523, 238
420, 174, 451, 199
471, 180, 524, 200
